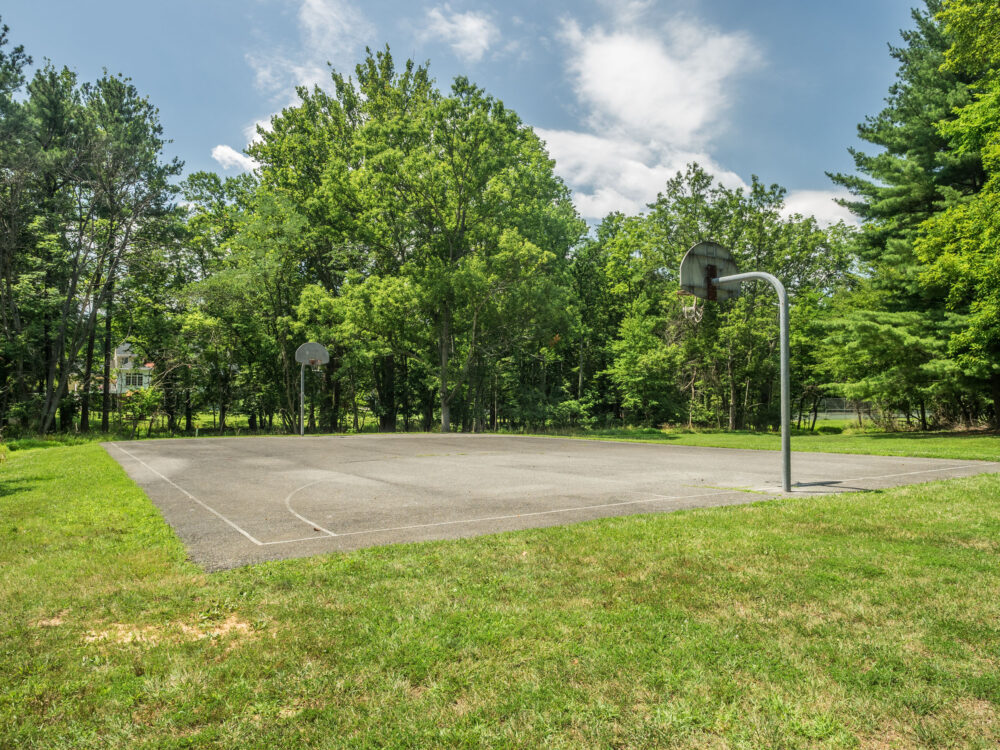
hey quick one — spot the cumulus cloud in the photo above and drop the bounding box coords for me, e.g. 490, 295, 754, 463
536, 128, 745, 218
211, 144, 258, 172
422, 6, 499, 63
546, 11, 759, 220
561, 19, 759, 148
782, 189, 859, 226
247, 0, 374, 99
216, 0, 372, 173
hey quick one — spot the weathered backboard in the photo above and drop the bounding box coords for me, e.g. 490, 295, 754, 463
679, 242, 740, 301
294, 342, 330, 365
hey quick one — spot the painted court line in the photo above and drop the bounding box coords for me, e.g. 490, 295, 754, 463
283, 480, 339, 537
277, 488, 749, 543
110, 444, 265, 546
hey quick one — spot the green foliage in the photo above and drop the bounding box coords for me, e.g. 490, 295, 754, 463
3, 12, 996, 437
825, 0, 1000, 426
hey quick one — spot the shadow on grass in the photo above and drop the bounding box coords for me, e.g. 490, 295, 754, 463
0, 477, 43, 498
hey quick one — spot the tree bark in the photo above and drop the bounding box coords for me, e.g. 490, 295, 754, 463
101, 280, 115, 432
439, 312, 451, 432
375, 355, 397, 432
80, 320, 98, 431
991, 373, 1000, 428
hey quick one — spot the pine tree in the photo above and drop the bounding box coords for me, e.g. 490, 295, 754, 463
829, 0, 985, 305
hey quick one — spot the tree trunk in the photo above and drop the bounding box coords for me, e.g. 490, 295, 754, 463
991, 373, 1000, 428
79, 316, 99, 431
163, 368, 176, 432
423, 387, 434, 432
332, 371, 341, 433
376, 355, 397, 432
351, 377, 359, 432
101, 281, 115, 432
402, 357, 410, 432
957, 394, 972, 429
218, 373, 228, 433
439, 313, 451, 433
727, 382, 736, 431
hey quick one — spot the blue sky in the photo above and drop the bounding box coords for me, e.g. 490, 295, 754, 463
5, 0, 918, 223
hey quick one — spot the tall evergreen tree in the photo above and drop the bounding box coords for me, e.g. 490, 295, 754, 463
829, 0, 984, 303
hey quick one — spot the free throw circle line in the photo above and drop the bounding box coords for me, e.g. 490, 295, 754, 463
283, 479, 339, 537
258, 487, 747, 546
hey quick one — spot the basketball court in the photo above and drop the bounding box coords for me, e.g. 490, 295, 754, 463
105, 434, 999, 570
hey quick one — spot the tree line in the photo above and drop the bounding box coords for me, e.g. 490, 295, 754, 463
1, 0, 998, 437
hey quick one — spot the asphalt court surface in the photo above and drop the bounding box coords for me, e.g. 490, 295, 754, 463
105, 434, 1000, 570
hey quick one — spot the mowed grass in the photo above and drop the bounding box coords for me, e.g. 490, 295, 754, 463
545, 427, 1000, 462
2, 444, 1000, 748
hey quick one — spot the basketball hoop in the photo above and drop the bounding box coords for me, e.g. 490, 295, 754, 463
294, 342, 331, 436
678, 241, 793, 492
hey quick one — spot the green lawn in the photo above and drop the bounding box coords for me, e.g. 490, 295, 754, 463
2, 442, 999, 748
542, 427, 1000, 462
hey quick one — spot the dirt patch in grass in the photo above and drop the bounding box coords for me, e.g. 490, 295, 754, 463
859, 724, 912, 749
83, 614, 253, 647
33, 610, 69, 627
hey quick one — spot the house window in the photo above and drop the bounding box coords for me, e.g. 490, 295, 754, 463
124, 373, 145, 387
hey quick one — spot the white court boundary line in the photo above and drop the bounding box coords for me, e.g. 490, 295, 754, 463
109, 442, 992, 548
283, 480, 338, 537
111, 443, 265, 546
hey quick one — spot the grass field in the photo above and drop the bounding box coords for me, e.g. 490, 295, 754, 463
543, 427, 1000, 462
2, 439, 999, 748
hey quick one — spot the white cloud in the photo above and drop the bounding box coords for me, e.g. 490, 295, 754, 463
243, 117, 274, 146
248, 0, 374, 99
782, 190, 859, 226
211, 145, 258, 172
537, 128, 746, 218
542, 12, 759, 221
561, 18, 759, 149
594, 0, 654, 28
421, 6, 499, 63
220, 0, 372, 175
299, 0, 372, 55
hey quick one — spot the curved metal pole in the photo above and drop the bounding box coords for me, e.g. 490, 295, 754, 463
300, 362, 305, 436
715, 271, 791, 492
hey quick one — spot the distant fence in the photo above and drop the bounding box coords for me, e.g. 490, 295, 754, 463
806, 397, 873, 423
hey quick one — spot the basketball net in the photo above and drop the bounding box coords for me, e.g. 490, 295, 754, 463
678, 291, 703, 323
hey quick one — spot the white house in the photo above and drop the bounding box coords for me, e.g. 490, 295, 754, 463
112, 343, 154, 393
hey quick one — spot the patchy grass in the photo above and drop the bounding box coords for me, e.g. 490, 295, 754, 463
541, 427, 1000, 462
2, 443, 999, 748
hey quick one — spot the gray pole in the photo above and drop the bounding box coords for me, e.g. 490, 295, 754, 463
300, 362, 305, 437
715, 271, 791, 491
